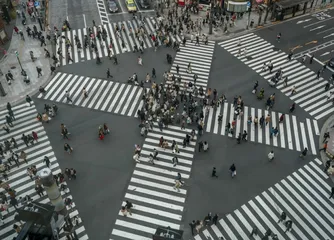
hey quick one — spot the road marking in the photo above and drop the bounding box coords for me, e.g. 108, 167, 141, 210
297, 18, 312, 24
310, 25, 326, 31
306, 53, 334, 73
316, 27, 334, 34
324, 33, 334, 38
305, 40, 318, 45
304, 16, 334, 28
320, 52, 331, 56
83, 14, 87, 28
108, 12, 128, 15
116, 0, 125, 13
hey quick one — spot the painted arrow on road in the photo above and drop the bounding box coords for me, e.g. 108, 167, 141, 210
310, 25, 326, 31
324, 33, 334, 38
297, 19, 312, 24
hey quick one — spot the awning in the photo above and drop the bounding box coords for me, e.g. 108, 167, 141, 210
275, 0, 310, 8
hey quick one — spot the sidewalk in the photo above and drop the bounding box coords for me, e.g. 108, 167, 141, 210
186, 1, 334, 41
0, 23, 53, 110
319, 115, 334, 183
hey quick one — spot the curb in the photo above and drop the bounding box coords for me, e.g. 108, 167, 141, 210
319, 114, 334, 183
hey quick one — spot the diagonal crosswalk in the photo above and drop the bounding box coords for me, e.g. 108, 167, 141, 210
193, 158, 334, 240
218, 33, 333, 120
166, 40, 215, 95
58, 17, 182, 66
0, 103, 88, 240
203, 103, 319, 155
37, 72, 145, 117
110, 124, 196, 240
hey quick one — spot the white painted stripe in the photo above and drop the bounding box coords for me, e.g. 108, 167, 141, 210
278, 113, 286, 149
130, 177, 186, 194
250, 108, 255, 142
258, 109, 262, 143
227, 214, 249, 239
96, 81, 114, 110
302, 166, 331, 191
306, 119, 316, 155
234, 210, 261, 240
241, 204, 266, 238
206, 107, 213, 132
292, 116, 301, 151
88, 80, 107, 109
135, 164, 190, 178
243, 106, 248, 140
118, 211, 180, 229
115, 219, 155, 234
248, 200, 284, 240
213, 104, 221, 134
276, 182, 331, 239
300, 122, 308, 151
285, 114, 293, 150
235, 110, 241, 139
309, 161, 329, 179
262, 191, 305, 240
127, 185, 185, 203
218, 218, 238, 240
265, 110, 270, 145
271, 111, 278, 147
111, 229, 151, 240
211, 224, 224, 239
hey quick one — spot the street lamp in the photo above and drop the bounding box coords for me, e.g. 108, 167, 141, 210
208, 2, 215, 35
14, 51, 26, 76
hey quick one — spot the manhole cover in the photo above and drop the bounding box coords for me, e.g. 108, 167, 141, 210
10, 66, 16, 69
273, 47, 280, 51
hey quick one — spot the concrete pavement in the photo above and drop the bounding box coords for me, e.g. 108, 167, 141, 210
319, 114, 334, 182
0, 23, 53, 110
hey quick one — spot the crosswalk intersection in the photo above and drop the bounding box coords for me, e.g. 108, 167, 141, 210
110, 124, 196, 240
166, 40, 215, 95
37, 72, 145, 117
58, 17, 182, 66
204, 103, 319, 155
193, 158, 334, 240
218, 33, 333, 120
0, 103, 88, 239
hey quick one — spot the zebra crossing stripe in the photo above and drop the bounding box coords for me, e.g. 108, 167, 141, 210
204, 103, 317, 154
219, 33, 334, 120
38, 73, 145, 117
0, 103, 88, 240
193, 159, 334, 240
110, 125, 196, 239
57, 17, 189, 66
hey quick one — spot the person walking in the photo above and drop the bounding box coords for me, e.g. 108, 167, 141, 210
152, 68, 156, 78
236, 133, 241, 144
138, 56, 142, 65
323, 132, 330, 143
229, 164, 236, 178
242, 130, 247, 141
324, 159, 332, 173
32, 131, 38, 142
107, 68, 113, 78
329, 186, 334, 199
265, 114, 271, 126
125, 200, 133, 215
36, 66, 42, 78
189, 220, 196, 236
268, 151, 275, 162
26, 95, 32, 106
82, 87, 88, 98
211, 167, 218, 178
8, 108, 15, 121
319, 141, 328, 152
6, 115, 14, 127
64, 143, 73, 154
20, 150, 28, 164
279, 114, 285, 123
212, 214, 218, 225
299, 147, 308, 158
284, 220, 293, 233
277, 211, 286, 223
43, 156, 51, 168
65, 91, 73, 103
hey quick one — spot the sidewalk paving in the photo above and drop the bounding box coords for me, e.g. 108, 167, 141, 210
319, 115, 334, 183
0, 22, 53, 110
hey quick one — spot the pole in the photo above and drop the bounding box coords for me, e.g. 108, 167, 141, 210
38, 168, 68, 216
208, 3, 214, 34
16, 55, 23, 71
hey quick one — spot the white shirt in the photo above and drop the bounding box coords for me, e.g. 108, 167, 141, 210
268, 152, 274, 159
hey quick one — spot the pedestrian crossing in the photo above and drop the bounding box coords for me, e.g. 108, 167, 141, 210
204, 103, 319, 155
193, 158, 334, 240
218, 33, 333, 120
37, 72, 145, 117
166, 39, 215, 95
110, 124, 196, 240
0, 103, 88, 240
58, 16, 182, 66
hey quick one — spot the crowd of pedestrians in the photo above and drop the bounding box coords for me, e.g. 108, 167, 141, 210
0, 101, 77, 235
